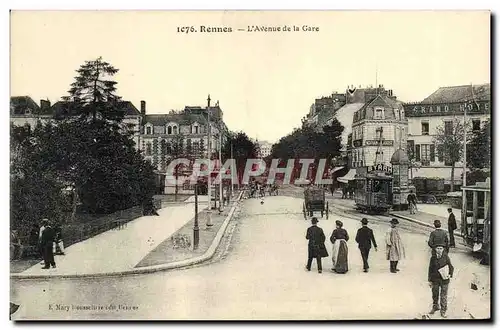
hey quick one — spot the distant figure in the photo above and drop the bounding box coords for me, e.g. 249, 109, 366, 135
447, 208, 457, 248
329, 185, 335, 196
342, 186, 348, 199
330, 220, 349, 274
305, 217, 328, 273
355, 218, 378, 272
407, 190, 417, 214
385, 218, 405, 273
428, 244, 454, 318
10, 230, 23, 260
53, 222, 65, 255
40, 220, 56, 269
428, 220, 449, 255
143, 198, 159, 216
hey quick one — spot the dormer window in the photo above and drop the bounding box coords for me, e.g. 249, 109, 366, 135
374, 107, 384, 120
146, 126, 152, 135
167, 126, 172, 135
192, 124, 199, 134
173, 126, 178, 134
25, 108, 32, 115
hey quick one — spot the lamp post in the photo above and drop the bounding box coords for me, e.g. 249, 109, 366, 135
193, 179, 199, 249
230, 141, 234, 200
219, 132, 223, 212
206, 94, 213, 227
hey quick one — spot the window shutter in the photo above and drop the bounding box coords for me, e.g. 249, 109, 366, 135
430, 144, 435, 162
415, 144, 421, 161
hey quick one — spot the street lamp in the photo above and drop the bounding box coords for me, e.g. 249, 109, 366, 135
193, 178, 199, 250
206, 94, 213, 227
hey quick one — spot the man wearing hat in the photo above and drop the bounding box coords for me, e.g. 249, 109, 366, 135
428, 244, 454, 318
40, 219, 56, 269
428, 219, 449, 256
355, 218, 378, 272
385, 218, 405, 273
305, 217, 328, 273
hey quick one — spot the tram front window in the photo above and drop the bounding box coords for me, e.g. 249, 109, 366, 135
373, 180, 388, 193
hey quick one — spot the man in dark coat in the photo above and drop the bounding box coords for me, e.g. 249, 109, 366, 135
40, 220, 56, 269
305, 217, 328, 273
355, 218, 378, 272
428, 220, 449, 255
428, 244, 454, 318
447, 208, 457, 248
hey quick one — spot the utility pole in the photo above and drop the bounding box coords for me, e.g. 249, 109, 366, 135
230, 141, 234, 200
206, 94, 213, 227
219, 131, 223, 212
193, 179, 199, 249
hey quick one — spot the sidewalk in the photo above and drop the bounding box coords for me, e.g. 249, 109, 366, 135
16, 203, 199, 277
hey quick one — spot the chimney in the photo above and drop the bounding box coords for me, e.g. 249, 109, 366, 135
140, 100, 146, 115
40, 99, 51, 111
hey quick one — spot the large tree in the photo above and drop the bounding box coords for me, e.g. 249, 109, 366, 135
221, 131, 260, 184
467, 119, 491, 170
433, 118, 468, 192
62, 56, 124, 122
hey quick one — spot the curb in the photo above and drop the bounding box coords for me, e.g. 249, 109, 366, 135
11, 191, 244, 280
389, 213, 464, 238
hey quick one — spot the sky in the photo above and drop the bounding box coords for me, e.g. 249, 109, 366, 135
10, 11, 490, 143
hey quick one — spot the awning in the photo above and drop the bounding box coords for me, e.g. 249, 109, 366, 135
337, 169, 356, 183
330, 166, 345, 174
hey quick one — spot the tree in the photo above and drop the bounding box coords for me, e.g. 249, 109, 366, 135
62, 56, 124, 122
467, 119, 491, 170
170, 133, 185, 200
221, 131, 260, 185
433, 118, 468, 192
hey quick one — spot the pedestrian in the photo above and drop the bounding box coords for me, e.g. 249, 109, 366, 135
407, 190, 417, 214
53, 222, 65, 255
342, 186, 347, 199
385, 218, 405, 273
330, 220, 349, 274
447, 208, 457, 248
305, 217, 329, 273
38, 219, 47, 264
428, 220, 449, 255
428, 244, 454, 318
40, 219, 56, 269
355, 218, 378, 273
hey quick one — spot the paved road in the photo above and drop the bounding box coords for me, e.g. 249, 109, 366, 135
10, 188, 490, 320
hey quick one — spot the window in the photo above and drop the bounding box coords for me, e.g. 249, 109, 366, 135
173, 126, 178, 134
420, 144, 435, 165
444, 121, 453, 135
374, 108, 384, 119
166, 143, 172, 154
186, 139, 192, 154
167, 126, 172, 135
193, 141, 200, 155
472, 120, 481, 132
145, 143, 152, 156
192, 125, 199, 134
146, 126, 152, 135
421, 122, 429, 135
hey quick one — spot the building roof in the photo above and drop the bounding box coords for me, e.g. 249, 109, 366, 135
50, 100, 141, 118
144, 113, 208, 126
10, 96, 41, 115
422, 84, 490, 103
353, 95, 404, 123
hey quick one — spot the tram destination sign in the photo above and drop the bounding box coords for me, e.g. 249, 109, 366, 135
366, 164, 393, 174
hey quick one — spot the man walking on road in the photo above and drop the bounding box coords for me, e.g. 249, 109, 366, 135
428, 220, 449, 255
428, 244, 454, 318
447, 208, 457, 248
305, 217, 329, 273
355, 218, 378, 273
407, 190, 417, 214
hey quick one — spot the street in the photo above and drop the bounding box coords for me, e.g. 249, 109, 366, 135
10, 187, 490, 320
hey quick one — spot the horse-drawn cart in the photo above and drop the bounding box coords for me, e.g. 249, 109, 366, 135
303, 186, 329, 219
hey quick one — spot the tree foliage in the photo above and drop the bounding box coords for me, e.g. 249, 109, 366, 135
433, 118, 468, 192
467, 119, 491, 170
221, 131, 260, 182
61, 56, 124, 122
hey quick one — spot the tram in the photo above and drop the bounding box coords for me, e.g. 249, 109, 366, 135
461, 178, 491, 262
354, 164, 393, 214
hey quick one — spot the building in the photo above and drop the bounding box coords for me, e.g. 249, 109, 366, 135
403, 84, 491, 184
303, 92, 346, 129
349, 94, 408, 169
256, 140, 273, 158
10, 96, 142, 146
139, 101, 229, 174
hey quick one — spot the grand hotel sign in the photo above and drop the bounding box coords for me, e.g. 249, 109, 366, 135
403, 100, 490, 117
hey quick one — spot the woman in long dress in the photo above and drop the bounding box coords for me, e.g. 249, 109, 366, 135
330, 220, 349, 273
